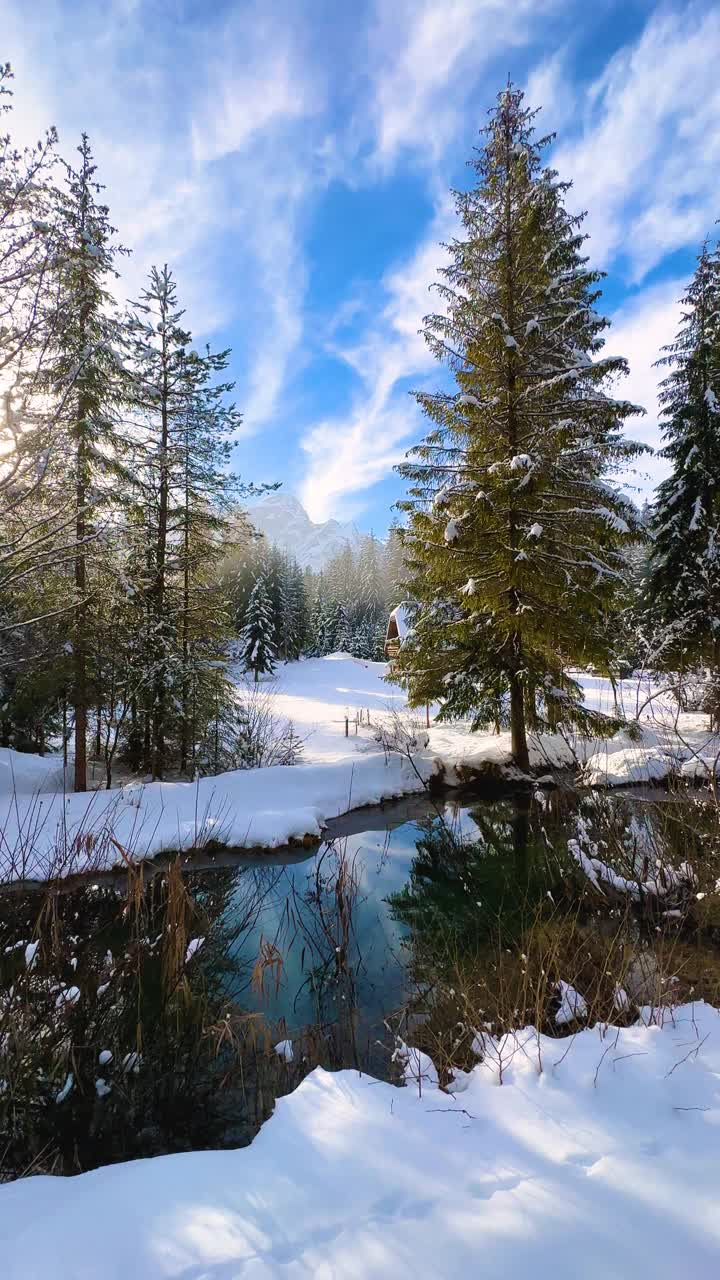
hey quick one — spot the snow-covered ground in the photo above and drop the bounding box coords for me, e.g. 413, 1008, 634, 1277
0, 655, 717, 883
1, 1001, 719, 1277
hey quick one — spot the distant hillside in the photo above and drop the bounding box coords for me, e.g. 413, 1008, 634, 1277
246, 493, 368, 570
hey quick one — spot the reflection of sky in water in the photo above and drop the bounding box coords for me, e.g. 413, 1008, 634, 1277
222, 820, 423, 1031
214, 791, 660, 1035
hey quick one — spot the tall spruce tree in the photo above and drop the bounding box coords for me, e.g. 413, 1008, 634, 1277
395, 86, 644, 768
645, 241, 720, 678
127, 265, 247, 776
43, 135, 128, 790
126, 265, 190, 778
175, 342, 244, 772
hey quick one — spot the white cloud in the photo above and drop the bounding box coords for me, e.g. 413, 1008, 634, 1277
553, 5, 720, 279
1, 0, 319, 429
608, 277, 685, 494
524, 48, 577, 133
361, 0, 561, 170
301, 201, 455, 521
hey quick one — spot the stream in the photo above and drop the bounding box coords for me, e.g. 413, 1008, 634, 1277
1, 783, 718, 1178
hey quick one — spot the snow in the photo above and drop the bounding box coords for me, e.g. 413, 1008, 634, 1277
275, 1038, 294, 1063
0, 747, 65, 795
54, 986, 80, 1009
2, 1003, 720, 1277
555, 979, 588, 1025
246, 493, 364, 572
54, 1074, 74, 1105
509, 452, 532, 470
387, 603, 410, 640
1, 658, 719, 884
185, 937, 205, 964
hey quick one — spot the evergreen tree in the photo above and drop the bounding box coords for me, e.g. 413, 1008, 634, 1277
126, 265, 245, 776
384, 524, 408, 605
323, 599, 345, 653
307, 583, 329, 657
42, 135, 128, 790
174, 340, 245, 772
279, 560, 307, 659
240, 576, 277, 680
0, 63, 59, 535
395, 86, 644, 768
126, 266, 188, 777
645, 242, 720, 678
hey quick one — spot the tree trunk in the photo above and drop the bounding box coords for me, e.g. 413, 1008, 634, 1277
509, 660, 530, 773
502, 100, 529, 775
179, 420, 190, 774
73, 426, 88, 793
62, 695, 68, 772
152, 281, 170, 780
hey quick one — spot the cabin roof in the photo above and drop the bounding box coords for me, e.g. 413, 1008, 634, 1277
387, 603, 411, 640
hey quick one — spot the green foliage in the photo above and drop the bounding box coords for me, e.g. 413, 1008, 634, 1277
645, 242, 720, 672
394, 85, 645, 756
240, 576, 277, 680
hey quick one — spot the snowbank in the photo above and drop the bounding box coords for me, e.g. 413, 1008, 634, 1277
0, 747, 66, 795
582, 715, 720, 788
1, 1002, 718, 1277
0, 657, 717, 882
0, 657, 573, 882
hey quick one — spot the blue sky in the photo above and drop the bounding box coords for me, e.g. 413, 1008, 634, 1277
3, 0, 720, 532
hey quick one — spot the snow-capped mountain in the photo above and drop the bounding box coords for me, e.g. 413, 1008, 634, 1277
246, 493, 365, 571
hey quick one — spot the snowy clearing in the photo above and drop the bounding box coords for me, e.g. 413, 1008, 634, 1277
1, 1002, 719, 1277
0, 655, 716, 883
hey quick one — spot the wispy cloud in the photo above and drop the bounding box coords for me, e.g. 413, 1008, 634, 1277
553, 5, 720, 279
608, 278, 686, 492
301, 201, 454, 521
360, 0, 561, 170
300, 0, 569, 519
2, 0, 319, 428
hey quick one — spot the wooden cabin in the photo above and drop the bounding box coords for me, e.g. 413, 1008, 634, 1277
384, 604, 410, 660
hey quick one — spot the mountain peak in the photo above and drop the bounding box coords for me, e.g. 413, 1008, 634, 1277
246, 492, 364, 571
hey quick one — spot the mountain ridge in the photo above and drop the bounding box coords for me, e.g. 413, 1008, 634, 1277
245, 493, 367, 571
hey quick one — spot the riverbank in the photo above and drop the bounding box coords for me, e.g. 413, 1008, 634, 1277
0, 656, 716, 883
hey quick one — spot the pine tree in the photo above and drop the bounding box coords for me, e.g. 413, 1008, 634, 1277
384, 524, 408, 606
42, 135, 128, 790
279, 559, 307, 659
395, 85, 645, 768
645, 242, 720, 678
307, 584, 329, 657
240, 575, 277, 680
175, 341, 244, 771
0, 65, 60, 595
